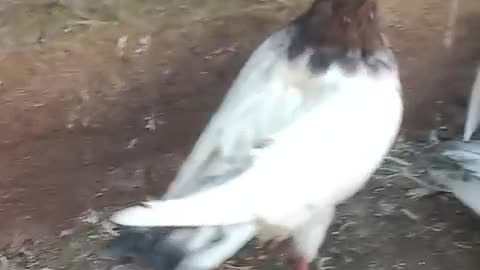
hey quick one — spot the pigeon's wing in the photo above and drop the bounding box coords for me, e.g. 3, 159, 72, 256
112, 26, 315, 226
163, 27, 305, 200
105, 27, 302, 270
463, 66, 480, 141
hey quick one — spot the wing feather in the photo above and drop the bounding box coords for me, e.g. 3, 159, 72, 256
164, 27, 306, 198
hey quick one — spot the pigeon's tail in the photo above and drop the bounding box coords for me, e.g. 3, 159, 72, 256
100, 228, 185, 269
463, 66, 480, 141
101, 224, 256, 270
111, 177, 258, 227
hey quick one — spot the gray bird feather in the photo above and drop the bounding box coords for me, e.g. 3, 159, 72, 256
407, 141, 480, 215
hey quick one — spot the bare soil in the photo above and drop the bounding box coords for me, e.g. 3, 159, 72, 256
0, 0, 479, 270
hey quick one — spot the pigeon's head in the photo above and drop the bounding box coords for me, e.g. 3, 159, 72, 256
299, 0, 385, 52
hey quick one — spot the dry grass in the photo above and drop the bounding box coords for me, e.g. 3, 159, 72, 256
0, 0, 312, 145
0, 0, 308, 52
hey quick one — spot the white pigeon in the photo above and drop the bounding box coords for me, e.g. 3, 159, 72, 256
109, 0, 403, 270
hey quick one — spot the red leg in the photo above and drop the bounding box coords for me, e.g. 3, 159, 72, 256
288, 256, 308, 270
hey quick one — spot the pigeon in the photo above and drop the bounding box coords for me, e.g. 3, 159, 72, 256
107, 0, 403, 270
403, 65, 480, 215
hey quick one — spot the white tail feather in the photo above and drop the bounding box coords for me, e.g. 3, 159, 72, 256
111, 182, 256, 227
464, 66, 480, 141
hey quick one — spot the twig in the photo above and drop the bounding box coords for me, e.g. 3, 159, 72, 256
222, 263, 254, 270
66, 20, 112, 26
400, 208, 420, 220
384, 156, 411, 166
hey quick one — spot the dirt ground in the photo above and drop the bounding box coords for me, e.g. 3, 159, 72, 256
0, 0, 480, 269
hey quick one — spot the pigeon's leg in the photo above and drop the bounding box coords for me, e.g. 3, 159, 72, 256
290, 207, 335, 270
287, 256, 308, 270
262, 239, 308, 270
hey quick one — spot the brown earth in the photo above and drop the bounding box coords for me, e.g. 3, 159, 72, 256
0, 0, 479, 269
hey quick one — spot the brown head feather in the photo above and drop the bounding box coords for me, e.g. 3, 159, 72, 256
289, 0, 389, 72
300, 0, 383, 51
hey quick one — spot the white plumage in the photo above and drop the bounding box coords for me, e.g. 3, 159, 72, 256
113, 57, 403, 228
111, 29, 402, 264
109, 1, 403, 269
